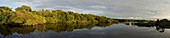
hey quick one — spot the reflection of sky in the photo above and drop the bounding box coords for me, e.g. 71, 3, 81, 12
0, 34, 3, 38
1, 24, 170, 38
1, 0, 170, 19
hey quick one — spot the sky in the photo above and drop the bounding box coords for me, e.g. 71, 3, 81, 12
1, 0, 170, 19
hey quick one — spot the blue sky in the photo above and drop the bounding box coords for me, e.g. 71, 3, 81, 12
1, 0, 170, 19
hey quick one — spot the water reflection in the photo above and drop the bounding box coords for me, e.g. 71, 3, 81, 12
125, 22, 170, 33
0, 23, 113, 36
156, 26, 165, 33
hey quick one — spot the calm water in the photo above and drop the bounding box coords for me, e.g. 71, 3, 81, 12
1, 23, 170, 38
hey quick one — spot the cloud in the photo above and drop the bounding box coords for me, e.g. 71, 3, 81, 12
1, 0, 170, 19
89, 5, 106, 9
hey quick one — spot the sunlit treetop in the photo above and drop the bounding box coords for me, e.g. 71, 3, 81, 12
15, 5, 32, 12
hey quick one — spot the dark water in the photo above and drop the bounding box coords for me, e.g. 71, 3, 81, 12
0, 23, 170, 38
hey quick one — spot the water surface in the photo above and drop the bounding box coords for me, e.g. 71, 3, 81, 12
0, 23, 170, 38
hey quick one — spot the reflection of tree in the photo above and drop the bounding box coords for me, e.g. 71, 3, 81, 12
130, 19, 170, 33
0, 25, 36, 36
0, 26, 12, 36
131, 23, 169, 33
156, 26, 165, 33
0, 23, 113, 36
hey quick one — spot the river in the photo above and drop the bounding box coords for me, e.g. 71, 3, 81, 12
0, 23, 170, 38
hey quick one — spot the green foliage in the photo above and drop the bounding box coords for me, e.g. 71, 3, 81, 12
15, 5, 32, 12
10, 15, 24, 23
0, 5, 117, 25
0, 7, 12, 24
9, 11, 46, 25
45, 17, 58, 23
0, 6, 12, 12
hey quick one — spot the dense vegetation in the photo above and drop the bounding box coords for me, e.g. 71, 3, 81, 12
134, 19, 169, 25
113, 19, 153, 22
125, 19, 170, 32
0, 5, 118, 25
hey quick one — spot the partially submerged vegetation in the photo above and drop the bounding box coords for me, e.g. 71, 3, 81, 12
134, 19, 170, 27
126, 19, 170, 32
0, 5, 118, 25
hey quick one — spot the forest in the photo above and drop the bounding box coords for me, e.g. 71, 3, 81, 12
0, 5, 119, 25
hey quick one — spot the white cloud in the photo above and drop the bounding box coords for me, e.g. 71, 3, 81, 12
90, 5, 106, 9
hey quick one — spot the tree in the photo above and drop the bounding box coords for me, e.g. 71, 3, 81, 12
0, 6, 12, 25
15, 5, 32, 12
0, 6, 12, 12
0, 5, 117, 25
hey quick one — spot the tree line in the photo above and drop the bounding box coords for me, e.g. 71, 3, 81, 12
0, 5, 118, 25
